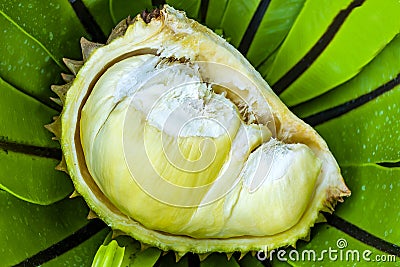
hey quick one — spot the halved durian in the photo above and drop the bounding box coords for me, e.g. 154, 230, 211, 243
49, 5, 350, 256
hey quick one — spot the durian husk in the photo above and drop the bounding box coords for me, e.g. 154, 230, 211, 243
47, 5, 350, 256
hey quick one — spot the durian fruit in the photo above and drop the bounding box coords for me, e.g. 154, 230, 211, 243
48, 5, 350, 257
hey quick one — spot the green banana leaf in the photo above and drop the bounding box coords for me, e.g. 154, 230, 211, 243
0, 0, 399, 266
245, 0, 306, 67
42, 229, 110, 267
265, 0, 400, 106
0, 192, 91, 266
219, 0, 260, 47
82, 0, 115, 36
293, 33, 400, 118
166, 0, 201, 19
205, 0, 229, 29
109, 0, 153, 25
288, 224, 397, 267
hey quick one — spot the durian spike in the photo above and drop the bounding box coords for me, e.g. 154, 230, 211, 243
140, 242, 149, 252
161, 251, 169, 256
301, 231, 311, 242
80, 37, 104, 62
316, 213, 328, 223
321, 206, 331, 213
174, 251, 185, 262
111, 229, 125, 239
107, 17, 132, 44
55, 155, 68, 173
140, 8, 161, 24
45, 116, 61, 140
327, 201, 335, 211
69, 190, 81, 198
87, 210, 98, 220
61, 73, 75, 83
198, 253, 211, 261
51, 83, 72, 105
321, 202, 335, 213
62, 58, 83, 75
238, 252, 247, 261
50, 97, 63, 106
226, 252, 233, 261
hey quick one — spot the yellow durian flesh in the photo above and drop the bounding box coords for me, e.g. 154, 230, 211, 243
61, 5, 350, 254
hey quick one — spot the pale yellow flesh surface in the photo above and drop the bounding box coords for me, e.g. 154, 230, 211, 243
80, 55, 321, 238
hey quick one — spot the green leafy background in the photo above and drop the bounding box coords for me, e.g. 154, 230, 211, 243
0, 0, 399, 266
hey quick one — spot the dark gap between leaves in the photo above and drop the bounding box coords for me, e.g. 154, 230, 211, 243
302, 73, 400, 126
152, 252, 164, 267
152, 0, 166, 7
188, 252, 200, 267
199, 0, 210, 23
325, 213, 400, 257
377, 161, 400, 168
13, 219, 107, 267
264, 259, 273, 267
272, 0, 366, 95
238, 0, 271, 56
0, 141, 61, 160
259, 255, 272, 267
68, 0, 107, 43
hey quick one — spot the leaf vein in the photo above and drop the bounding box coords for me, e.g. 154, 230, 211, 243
0, 10, 65, 70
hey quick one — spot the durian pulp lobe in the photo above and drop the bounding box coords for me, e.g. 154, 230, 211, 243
222, 140, 321, 236
80, 54, 321, 238
144, 125, 231, 188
